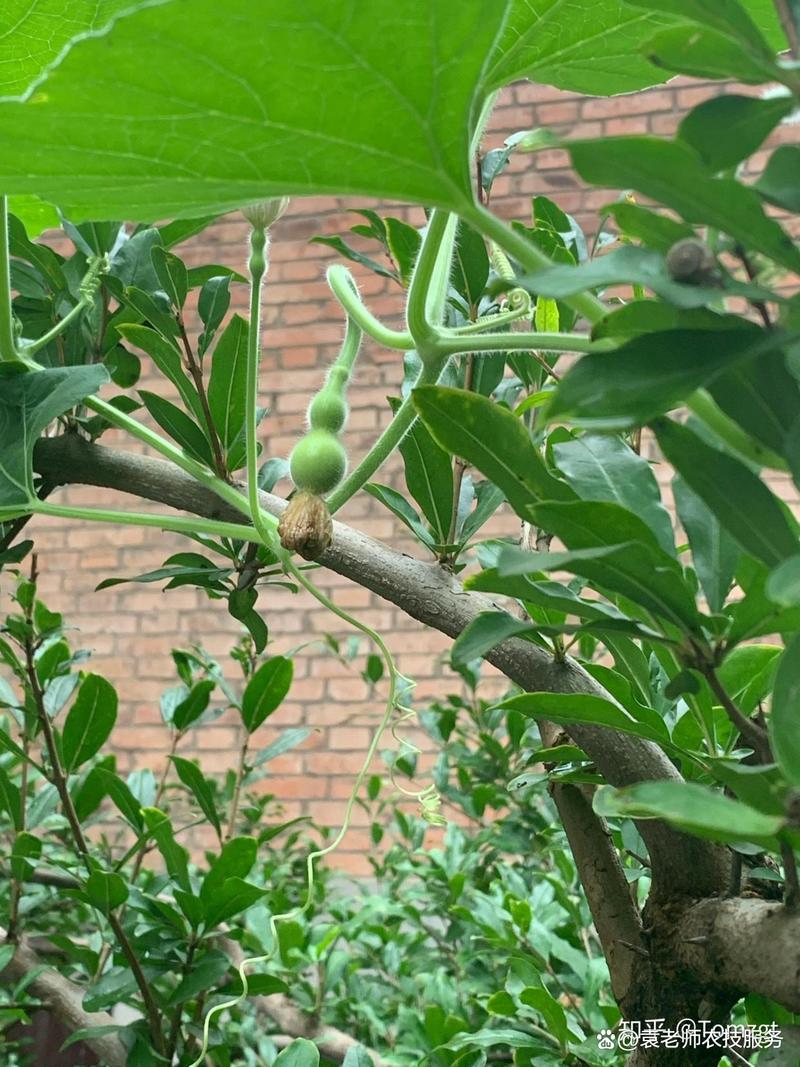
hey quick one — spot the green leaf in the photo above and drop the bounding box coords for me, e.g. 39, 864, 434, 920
0, 365, 108, 510
384, 218, 422, 287
73, 758, 115, 821
342, 1048, 374, 1067
62, 674, 118, 773
653, 418, 797, 568
530, 500, 703, 634
83, 966, 142, 1013
208, 314, 249, 449
241, 608, 268, 654
392, 400, 453, 544
729, 560, 800, 643
274, 1039, 320, 1067
626, 0, 786, 55
766, 554, 800, 607
7, 196, 59, 239
158, 215, 221, 249
708, 349, 800, 457
484, 3, 673, 95
0, 1, 507, 220
518, 245, 723, 309
186, 263, 247, 287
451, 612, 537, 668
756, 146, 800, 212
85, 869, 128, 913
7, 214, 66, 290
151, 245, 188, 309
547, 324, 778, 429
718, 644, 781, 713
172, 679, 215, 732
413, 386, 573, 522
452, 221, 489, 309
553, 433, 675, 555
10, 831, 41, 880
364, 484, 436, 551
171, 756, 222, 840
142, 807, 191, 892
603, 202, 694, 253
198, 275, 231, 355
115, 324, 203, 421
674, 476, 739, 613
448, 1029, 541, 1051
253, 728, 312, 768
310, 235, 394, 281
200, 836, 257, 904
138, 390, 214, 466
771, 633, 800, 788
166, 950, 231, 1006
518, 987, 568, 1046
109, 226, 161, 289
202, 876, 268, 927
678, 94, 794, 171
593, 781, 784, 846
568, 137, 800, 272
642, 23, 779, 83
241, 656, 293, 733
498, 691, 668, 744
93, 768, 143, 830
0, 0, 141, 97
0, 767, 22, 829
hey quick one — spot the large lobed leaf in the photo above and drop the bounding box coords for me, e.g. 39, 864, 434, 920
0, 0, 505, 219
0, 0, 156, 99
0, 2, 691, 220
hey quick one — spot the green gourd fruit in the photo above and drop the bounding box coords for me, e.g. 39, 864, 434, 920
308, 387, 348, 434
289, 429, 347, 495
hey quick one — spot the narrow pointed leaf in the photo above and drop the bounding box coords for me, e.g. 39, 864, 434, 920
171, 756, 222, 839
62, 674, 118, 772
208, 315, 249, 449
771, 633, 800, 788
497, 692, 668, 744
413, 386, 573, 521
241, 656, 293, 733
553, 433, 675, 554
593, 780, 784, 847
654, 417, 797, 568
568, 137, 800, 273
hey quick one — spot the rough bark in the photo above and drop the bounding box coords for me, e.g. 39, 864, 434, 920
675, 898, 800, 1011
548, 782, 645, 1009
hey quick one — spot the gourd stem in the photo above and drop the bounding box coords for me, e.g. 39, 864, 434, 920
326, 354, 449, 514
327, 264, 414, 350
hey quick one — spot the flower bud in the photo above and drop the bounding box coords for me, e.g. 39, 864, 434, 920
241, 196, 290, 230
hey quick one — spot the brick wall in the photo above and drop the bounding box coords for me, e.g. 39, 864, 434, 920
13, 77, 798, 874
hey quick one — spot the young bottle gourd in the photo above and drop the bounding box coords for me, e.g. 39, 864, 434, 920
279, 348, 354, 558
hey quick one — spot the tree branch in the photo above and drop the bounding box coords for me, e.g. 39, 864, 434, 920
218, 937, 393, 1066
32, 436, 731, 905
0, 932, 127, 1067
675, 897, 800, 1012
548, 781, 646, 1011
